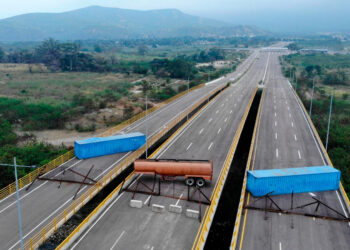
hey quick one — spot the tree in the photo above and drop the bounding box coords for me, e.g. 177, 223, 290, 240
141, 80, 152, 95
138, 44, 148, 56
0, 47, 4, 62
287, 43, 299, 51
35, 38, 62, 70
60, 43, 81, 71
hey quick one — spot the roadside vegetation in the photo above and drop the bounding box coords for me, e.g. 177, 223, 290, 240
0, 37, 252, 188
281, 53, 350, 194
286, 36, 346, 51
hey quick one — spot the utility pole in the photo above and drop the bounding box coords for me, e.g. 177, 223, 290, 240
325, 92, 334, 151
187, 76, 190, 121
0, 158, 37, 250
309, 77, 315, 116
145, 93, 148, 159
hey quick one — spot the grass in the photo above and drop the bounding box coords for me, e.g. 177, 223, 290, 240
0, 69, 143, 105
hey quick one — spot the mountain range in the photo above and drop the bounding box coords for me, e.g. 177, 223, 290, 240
0, 6, 268, 41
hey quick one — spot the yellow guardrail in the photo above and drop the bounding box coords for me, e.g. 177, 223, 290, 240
0, 83, 206, 202
0, 150, 75, 200
55, 72, 223, 250
291, 87, 350, 209
23, 84, 226, 250
231, 88, 264, 250
99, 83, 205, 137
192, 87, 258, 250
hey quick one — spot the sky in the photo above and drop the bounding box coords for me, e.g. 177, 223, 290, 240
0, 0, 349, 33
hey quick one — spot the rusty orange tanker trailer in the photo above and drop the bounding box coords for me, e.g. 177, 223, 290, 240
134, 159, 213, 187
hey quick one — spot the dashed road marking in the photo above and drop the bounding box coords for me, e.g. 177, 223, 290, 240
199, 128, 204, 134
187, 143, 193, 151
218, 128, 221, 134
208, 142, 213, 150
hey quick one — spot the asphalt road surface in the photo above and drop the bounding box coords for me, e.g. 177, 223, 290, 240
67, 52, 270, 250
0, 52, 259, 249
236, 52, 350, 250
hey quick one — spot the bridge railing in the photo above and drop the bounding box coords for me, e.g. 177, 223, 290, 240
22, 84, 225, 250
0, 83, 205, 201
191, 87, 258, 250
55, 75, 225, 250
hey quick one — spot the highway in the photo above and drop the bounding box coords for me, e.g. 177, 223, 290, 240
63, 52, 269, 250
0, 51, 257, 249
236, 52, 350, 250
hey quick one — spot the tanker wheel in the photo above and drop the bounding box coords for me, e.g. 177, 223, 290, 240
185, 178, 195, 186
196, 178, 205, 187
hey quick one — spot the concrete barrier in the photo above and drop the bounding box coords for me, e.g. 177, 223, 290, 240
130, 199, 143, 208
152, 204, 165, 213
169, 204, 182, 214
186, 209, 199, 219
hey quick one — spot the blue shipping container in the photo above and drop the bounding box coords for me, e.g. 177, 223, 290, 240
74, 132, 146, 159
247, 166, 340, 197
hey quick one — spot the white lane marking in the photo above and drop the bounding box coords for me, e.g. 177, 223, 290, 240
234, 104, 237, 107
218, 128, 221, 134
216, 110, 219, 114
186, 143, 193, 151
275, 121, 277, 127
208, 142, 213, 150
289, 113, 292, 118
279, 242, 282, 250
276, 148, 279, 158
274, 105, 276, 110
175, 193, 184, 206
226, 98, 228, 102
336, 191, 350, 226
144, 195, 151, 205
110, 231, 126, 250
0, 157, 77, 205
309, 192, 316, 197
285, 101, 288, 104
8, 152, 131, 250
224, 117, 228, 122
230, 110, 233, 114
274, 112, 277, 117
0, 159, 82, 214
157, 98, 217, 158
288, 83, 326, 165
70, 191, 127, 250
221, 103, 224, 107
298, 150, 301, 159
294, 134, 297, 141
287, 106, 290, 110
209, 118, 212, 123
275, 133, 278, 140
287, 81, 350, 219
291, 122, 294, 127
199, 128, 204, 134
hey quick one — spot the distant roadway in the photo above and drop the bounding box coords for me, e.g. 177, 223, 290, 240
236, 52, 350, 250
0, 51, 257, 249
65, 52, 269, 250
